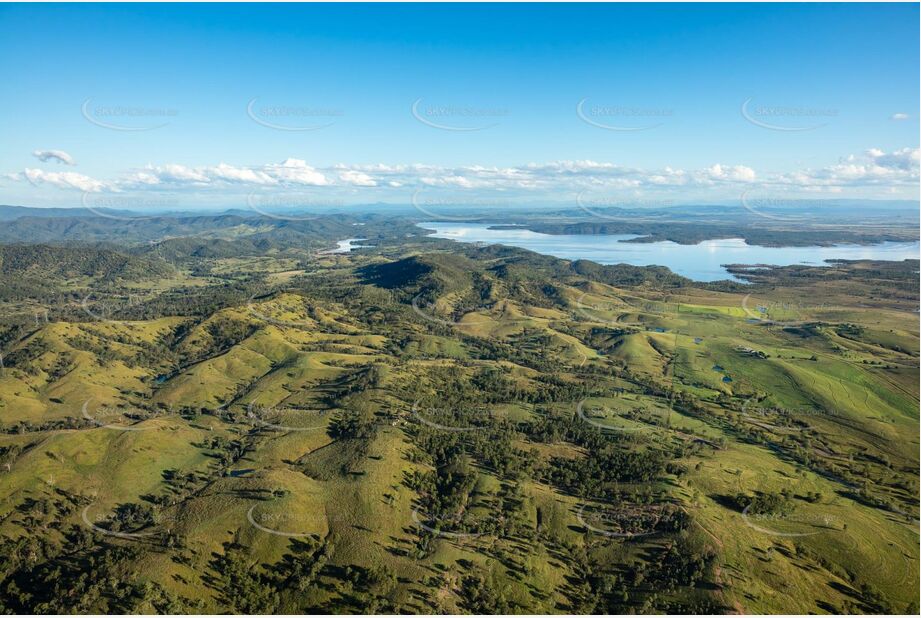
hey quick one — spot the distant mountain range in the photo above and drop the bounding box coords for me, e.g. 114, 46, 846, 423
2, 199, 918, 222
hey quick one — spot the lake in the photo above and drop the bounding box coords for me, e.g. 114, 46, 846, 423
418, 222, 920, 282
326, 238, 370, 253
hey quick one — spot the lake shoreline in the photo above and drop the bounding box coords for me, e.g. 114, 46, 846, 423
418, 222, 920, 283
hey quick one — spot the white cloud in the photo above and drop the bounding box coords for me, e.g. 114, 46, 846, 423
33, 149, 76, 166
338, 170, 377, 187
705, 164, 756, 182
20, 168, 107, 192
420, 174, 483, 188
773, 147, 919, 189
866, 147, 919, 171
115, 159, 328, 189
891, 113, 909, 121
127, 163, 211, 185
526, 160, 616, 173
210, 162, 275, 185
263, 158, 328, 186
5, 148, 917, 200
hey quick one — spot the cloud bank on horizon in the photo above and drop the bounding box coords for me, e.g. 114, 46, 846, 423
6, 147, 919, 206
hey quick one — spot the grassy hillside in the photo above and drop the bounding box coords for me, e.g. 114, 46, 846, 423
0, 232, 917, 614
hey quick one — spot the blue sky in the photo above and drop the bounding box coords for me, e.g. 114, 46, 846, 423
0, 2, 918, 209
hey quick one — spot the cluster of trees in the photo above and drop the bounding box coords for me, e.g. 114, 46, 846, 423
461, 571, 512, 613
1, 417, 96, 435
212, 537, 404, 613
0, 337, 51, 375
0, 525, 190, 613
394, 356, 729, 612
541, 448, 665, 499
213, 544, 279, 613
732, 490, 794, 515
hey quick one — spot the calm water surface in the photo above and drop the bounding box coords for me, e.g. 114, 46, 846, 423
419, 222, 920, 282
328, 238, 370, 253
